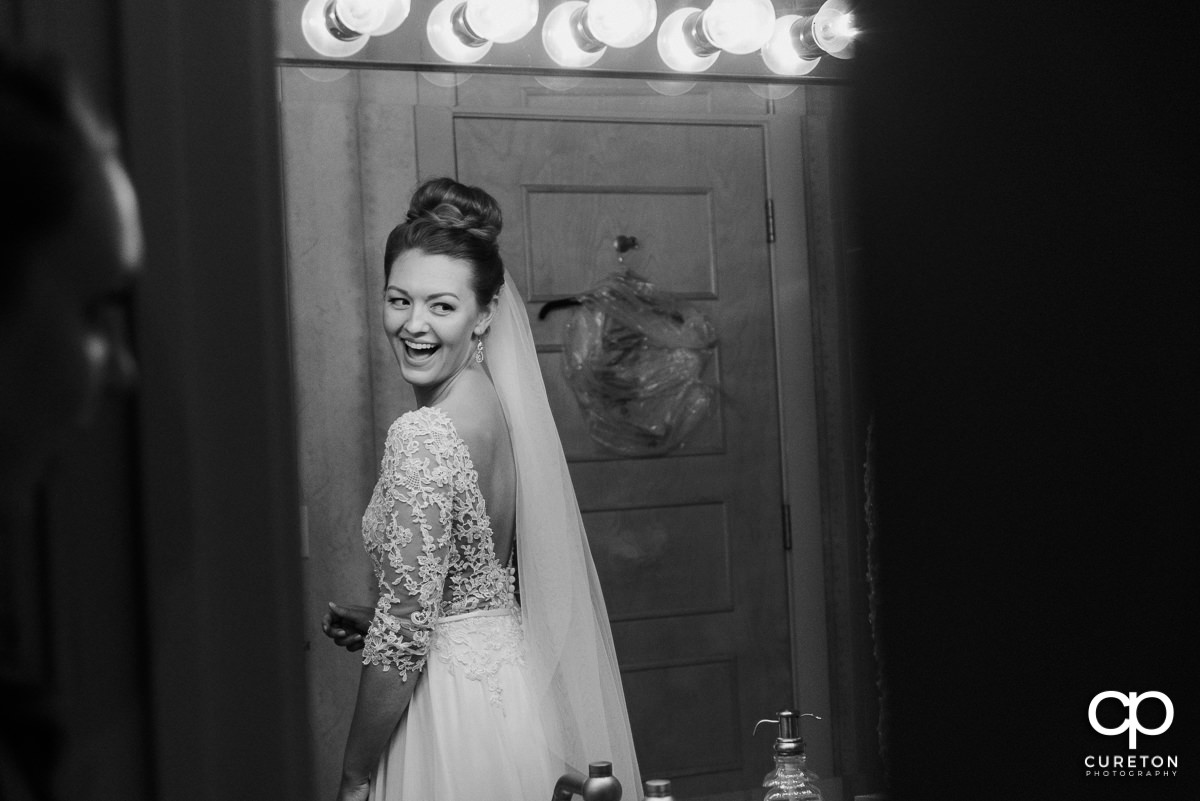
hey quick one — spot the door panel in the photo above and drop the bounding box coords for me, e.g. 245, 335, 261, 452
457, 116, 789, 797
584, 502, 733, 621
523, 187, 716, 297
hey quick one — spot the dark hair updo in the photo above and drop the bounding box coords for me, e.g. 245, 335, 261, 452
1, 51, 92, 316
383, 177, 505, 307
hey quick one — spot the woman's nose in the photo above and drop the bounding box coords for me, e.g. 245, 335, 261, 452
403, 305, 429, 333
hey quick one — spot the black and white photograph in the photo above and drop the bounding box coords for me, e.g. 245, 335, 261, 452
1, 1, 1194, 800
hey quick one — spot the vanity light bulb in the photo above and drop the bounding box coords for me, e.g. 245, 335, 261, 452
587, 0, 658, 49
812, 0, 858, 59
331, 0, 392, 34
701, 0, 776, 55
762, 15, 821, 76
657, 7, 720, 72
428, 0, 494, 62
465, 0, 540, 43
373, 0, 412, 35
542, 2, 607, 68
300, 0, 372, 57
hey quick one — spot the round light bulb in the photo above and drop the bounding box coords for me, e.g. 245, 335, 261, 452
813, 0, 857, 58
701, 0, 776, 55
657, 7, 720, 72
373, 0, 412, 35
333, 0, 390, 33
543, 2, 607, 67
465, 0, 540, 43
301, 0, 372, 57
587, 0, 658, 48
428, 0, 494, 63
762, 15, 821, 76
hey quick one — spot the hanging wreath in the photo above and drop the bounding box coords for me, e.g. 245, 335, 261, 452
560, 269, 718, 457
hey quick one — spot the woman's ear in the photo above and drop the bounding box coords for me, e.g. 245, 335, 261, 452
475, 291, 500, 337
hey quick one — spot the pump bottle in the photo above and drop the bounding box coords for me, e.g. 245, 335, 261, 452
754, 710, 823, 801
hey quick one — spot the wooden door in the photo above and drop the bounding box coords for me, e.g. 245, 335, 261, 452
457, 116, 790, 798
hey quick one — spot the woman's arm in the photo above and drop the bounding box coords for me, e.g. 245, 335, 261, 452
336, 414, 456, 798
336, 662, 419, 796
337, 592, 426, 793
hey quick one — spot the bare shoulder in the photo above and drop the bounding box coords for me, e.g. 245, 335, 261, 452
434, 371, 508, 466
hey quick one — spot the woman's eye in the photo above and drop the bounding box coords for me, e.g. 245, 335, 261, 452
387, 296, 409, 307
432, 303, 454, 314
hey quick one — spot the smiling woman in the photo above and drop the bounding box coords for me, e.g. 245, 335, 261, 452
384, 252, 496, 402
322, 177, 640, 801
380, 179, 505, 403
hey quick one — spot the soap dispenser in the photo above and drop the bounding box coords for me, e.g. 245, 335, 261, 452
754, 710, 823, 801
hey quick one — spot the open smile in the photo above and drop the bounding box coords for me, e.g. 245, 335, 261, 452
403, 339, 440, 360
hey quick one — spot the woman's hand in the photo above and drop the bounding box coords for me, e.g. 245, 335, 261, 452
334, 775, 371, 801
321, 602, 374, 652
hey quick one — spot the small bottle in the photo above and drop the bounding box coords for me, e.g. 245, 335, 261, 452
643, 778, 675, 800
551, 761, 622, 801
755, 710, 823, 801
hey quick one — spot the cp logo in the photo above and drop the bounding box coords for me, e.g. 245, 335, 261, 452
1088, 691, 1174, 749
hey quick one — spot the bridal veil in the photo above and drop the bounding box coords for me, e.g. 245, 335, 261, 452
486, 271, 642, 793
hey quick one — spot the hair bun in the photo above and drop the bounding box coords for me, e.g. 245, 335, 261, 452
385, 177, 506, 305
407, 177, 502, 244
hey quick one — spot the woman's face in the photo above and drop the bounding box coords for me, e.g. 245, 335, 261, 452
383, 250, 494, 402
0, 147, 142, 494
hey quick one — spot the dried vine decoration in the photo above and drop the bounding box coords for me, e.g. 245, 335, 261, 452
562, 269, 718, 457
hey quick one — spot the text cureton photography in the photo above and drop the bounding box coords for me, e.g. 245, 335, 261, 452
1084, 754, 1179, 778
1085, 691, 1180, 781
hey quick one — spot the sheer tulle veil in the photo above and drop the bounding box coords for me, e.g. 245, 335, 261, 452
486, 271, 642, 792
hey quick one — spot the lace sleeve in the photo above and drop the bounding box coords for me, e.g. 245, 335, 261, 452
361, 412, 456, 679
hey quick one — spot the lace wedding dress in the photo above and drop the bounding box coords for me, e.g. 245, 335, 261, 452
357, 273, 640, 799
361, 405, 561, 799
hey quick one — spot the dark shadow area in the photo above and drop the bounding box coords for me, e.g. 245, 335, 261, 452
852, 1, 1197, 799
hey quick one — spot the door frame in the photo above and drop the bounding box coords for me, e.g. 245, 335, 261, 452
777, 91, 883, 799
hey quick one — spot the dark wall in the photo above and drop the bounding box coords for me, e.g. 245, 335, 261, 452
854, 2, 1197, 800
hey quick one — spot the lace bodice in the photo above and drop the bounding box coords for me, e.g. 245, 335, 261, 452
360, 406, 517, 679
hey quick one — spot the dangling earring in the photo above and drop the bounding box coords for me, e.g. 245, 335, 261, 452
475, 337, 485, 364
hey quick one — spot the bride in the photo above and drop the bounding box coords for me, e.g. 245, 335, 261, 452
321, 178, 641, 801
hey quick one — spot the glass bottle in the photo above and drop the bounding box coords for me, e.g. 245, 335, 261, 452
643, 778, 675, 800
756, 710, 823, 801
